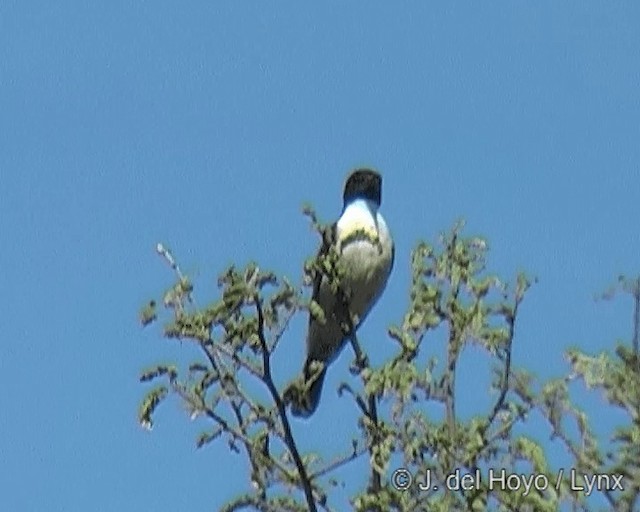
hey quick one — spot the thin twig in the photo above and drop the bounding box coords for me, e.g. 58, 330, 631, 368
632, 277, 639, 369
343, 322, 381, 492
444, 326, 458, 434
213, 342, 264, 379
156, 242, 194, 304
254, 294, 318, 512
156, 243, 186, 280
443, 229, 460, 467
487, 297, 519, 428
310, 442, 368, 480
270, 303, 297, 354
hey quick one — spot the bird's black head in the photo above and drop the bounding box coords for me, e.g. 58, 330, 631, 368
342, 168, 382, 207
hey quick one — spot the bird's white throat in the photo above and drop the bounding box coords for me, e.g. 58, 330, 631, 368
337, 198, 382, 241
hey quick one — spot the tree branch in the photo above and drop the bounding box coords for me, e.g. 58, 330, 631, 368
254, 294, 318, 512
487, 299, 518, 428
309, 441, 367, 480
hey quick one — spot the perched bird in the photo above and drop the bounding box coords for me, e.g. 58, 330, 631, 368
287, 168, 394, 417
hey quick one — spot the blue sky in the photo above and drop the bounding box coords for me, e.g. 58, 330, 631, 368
1, 2, 639, 511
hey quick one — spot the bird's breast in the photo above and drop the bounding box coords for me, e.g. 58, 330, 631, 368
336, 212, 393, 320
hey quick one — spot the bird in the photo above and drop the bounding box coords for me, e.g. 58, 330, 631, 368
286, 168, 394, 417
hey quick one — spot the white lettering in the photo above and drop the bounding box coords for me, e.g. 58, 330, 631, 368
570, 469, 584, 492
611, 474, 624, 490
488, 470, 548, 496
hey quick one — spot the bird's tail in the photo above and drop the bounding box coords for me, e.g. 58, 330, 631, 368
286, 359, 327, 418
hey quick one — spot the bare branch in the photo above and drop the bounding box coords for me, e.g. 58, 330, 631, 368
254, 293, 318, 512
309, 441, 367, 480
